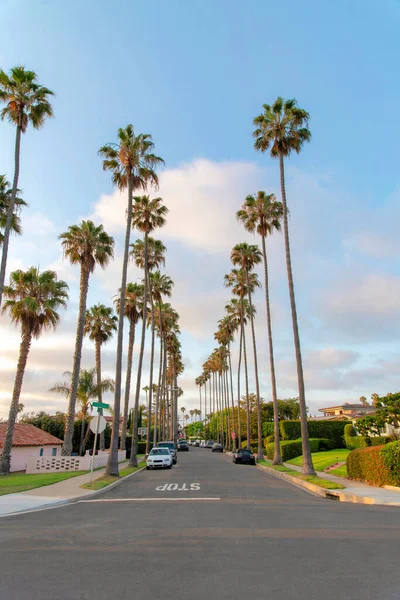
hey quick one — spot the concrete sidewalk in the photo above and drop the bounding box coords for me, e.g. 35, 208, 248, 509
282, 461, 400, 506
0, 468, 108, 517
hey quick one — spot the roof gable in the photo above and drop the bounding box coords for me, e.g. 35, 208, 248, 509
0, 423, 64, 448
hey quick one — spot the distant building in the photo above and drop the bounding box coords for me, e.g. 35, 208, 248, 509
317, 403, 376, 420
0, 423, 63, 472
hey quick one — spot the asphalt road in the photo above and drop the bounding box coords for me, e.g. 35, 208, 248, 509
1, 448, 400, 600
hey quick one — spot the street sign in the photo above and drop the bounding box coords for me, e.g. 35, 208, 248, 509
90, 415, 106, 434
231, 431, 236, 439
92, 401, 109, 410
138, 427, 147, 436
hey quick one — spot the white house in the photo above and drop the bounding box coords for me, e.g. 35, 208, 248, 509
0, 423, 63, 472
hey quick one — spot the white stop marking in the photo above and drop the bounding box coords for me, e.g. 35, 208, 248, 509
156, 483, 201, 491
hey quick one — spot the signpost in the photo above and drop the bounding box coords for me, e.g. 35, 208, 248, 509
89, 402, 109, 485
138, 427, 147, 438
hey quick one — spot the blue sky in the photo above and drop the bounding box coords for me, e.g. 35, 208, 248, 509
0, 0, 399, 419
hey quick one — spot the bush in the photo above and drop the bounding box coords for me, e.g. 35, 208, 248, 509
265, 435, 274, 445
370, 436, 389, 446
242, 440, 259, 453
278, 420, 349, 448
265, 439, 303, 462
309, 438, 334, 451
124, 439, 152, 458
262, 422, 275, 438
347, 442, 400, 486
344, 423, 370, 450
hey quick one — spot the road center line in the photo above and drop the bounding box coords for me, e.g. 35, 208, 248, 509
78, 497, 221, 503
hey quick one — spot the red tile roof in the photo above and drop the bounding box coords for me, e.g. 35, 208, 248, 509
0, 423, 63, 448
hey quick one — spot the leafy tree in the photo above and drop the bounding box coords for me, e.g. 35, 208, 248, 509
0, 268, 68, 474
60, 221, 114, 456
358, 392, 400, 437
253, 97, 314, 475
50, 369, 114, 455
0, 66, 54, 306
99, 125, 164, 476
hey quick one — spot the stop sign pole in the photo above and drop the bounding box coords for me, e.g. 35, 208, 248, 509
89, 402, 109, 485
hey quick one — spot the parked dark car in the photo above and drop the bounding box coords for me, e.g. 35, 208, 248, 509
233, 449, 256, 465
177, 440, 189, 451
212, 443, 223, 453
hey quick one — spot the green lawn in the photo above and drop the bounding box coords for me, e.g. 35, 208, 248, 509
287, 449, 350, 476
257, 460, 345, 490
0, 470, 87, 496
81, 457, 145, 491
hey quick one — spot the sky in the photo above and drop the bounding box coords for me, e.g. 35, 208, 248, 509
0, 0, 399, 420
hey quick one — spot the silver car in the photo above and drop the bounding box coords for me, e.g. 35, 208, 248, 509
146, 448, 172, 470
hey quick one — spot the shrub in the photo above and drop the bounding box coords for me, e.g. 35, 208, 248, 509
242, 440, 259, 453
265, 439, 303, 462
265, 435, 274, 445
124, 439, 152, 458
381, 441, 400, 483
309, 437, 334, 451
369, 436, 389, 446
344, 424, 370, 450
278, 420, 349, 448
262, 422, 275, 438
347, 443, 400, 487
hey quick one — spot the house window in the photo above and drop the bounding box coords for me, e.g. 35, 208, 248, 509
52, 448, 57, 457
39, 448, 44, 457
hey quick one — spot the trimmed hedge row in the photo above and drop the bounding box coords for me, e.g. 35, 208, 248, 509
347, 441, 400, 486
277, 420, 349, 448
265, 437, 333, 461
344, 423, 370, 450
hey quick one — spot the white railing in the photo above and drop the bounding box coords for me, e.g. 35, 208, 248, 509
26, 450, 126, 474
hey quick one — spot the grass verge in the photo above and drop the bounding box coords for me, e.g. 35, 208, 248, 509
81, 457, 146, 491
257, 460, 345, 490
0, 471, 88, 496
287, 449, 350, 477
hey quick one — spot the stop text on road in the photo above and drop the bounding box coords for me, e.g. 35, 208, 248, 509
156, 483, 200, 491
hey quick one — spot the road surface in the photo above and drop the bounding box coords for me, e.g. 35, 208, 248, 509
1, 448, 400, 600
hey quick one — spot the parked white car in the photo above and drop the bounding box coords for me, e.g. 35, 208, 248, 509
146, 448, 172, 470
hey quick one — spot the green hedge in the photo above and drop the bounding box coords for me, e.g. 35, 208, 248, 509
344, 423, 370, 450
370, 436, 390, 446
347, 441, 400, 486
278, 420, 349, 448
264, 435, 274, 445
241, 440, 259, 453
309, 438, 334, 451
125, 438, 152, 457
262, 423, 275, 438
265, 440, 303, 461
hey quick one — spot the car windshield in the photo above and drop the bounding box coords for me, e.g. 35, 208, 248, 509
239, 449, 251, 454
157, 442, 174, 449
150, 448, 169, 456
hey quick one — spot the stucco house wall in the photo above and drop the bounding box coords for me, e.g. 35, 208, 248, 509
10, 444, 62, 473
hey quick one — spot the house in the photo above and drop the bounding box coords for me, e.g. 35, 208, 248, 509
0, 423, 63, 472
317, 403, 376, 420
104, 415, 123, 434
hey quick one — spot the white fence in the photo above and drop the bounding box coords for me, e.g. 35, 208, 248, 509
26, 450, 126, 474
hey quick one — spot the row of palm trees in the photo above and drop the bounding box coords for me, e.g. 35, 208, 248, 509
0, 66, 184, 476
195, 97, 316, 475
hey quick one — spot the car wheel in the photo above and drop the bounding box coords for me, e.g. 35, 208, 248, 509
168, 464, 172, 469
146, 466, 150, 470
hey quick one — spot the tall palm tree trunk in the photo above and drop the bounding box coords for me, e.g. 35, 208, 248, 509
107, 177, 133, 475
173, 364, 178, 445
130, 231, 149, 467
0, 125, 22, 307
199, 386, 202, 423
240, 297, 251, 450
279, 154, 315, 475
62, 266, 90, 456
228, 343, 236, 451
224, 361, 231, 450
146, 277, 156, 448
121, 320, 135, 451
79, 411, 86, 457
204, 380, 207, 432
261, 234, 281, 464
245, 269, 263, 460
0, 330, 31, 474
237, 324, 243, 449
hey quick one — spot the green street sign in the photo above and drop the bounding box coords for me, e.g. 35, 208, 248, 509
92, 401, 109, 409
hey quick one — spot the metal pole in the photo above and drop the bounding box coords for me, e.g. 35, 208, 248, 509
90, 411, 100, 485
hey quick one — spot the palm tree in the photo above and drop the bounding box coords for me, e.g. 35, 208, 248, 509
50, 369, 115, 455
253, 97, 315, 474
0, 267, 68, 474
231, 243, 263, 459
0, 67, 54, 306
59, 221, 114, 456
129, 196, 168, 467
0, 175, 27, 246
237, 191, 283, 463
224, 270, 257, 450
99, 125, 163, 476
84, 304, 117, 450
114, 283, 144, 451
180, 406, 186, 427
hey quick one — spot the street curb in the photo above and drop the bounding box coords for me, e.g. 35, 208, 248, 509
256, 463, 329, 499
0, 465, 146, 519
256, 463, 400, 506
